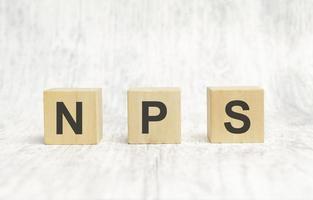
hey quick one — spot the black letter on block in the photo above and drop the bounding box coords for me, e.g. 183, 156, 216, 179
224, 100, 250, 134
142, 101, 167, 134
56, 102, 82, 134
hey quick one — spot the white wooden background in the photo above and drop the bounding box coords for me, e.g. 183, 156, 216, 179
1, 0, 313, 199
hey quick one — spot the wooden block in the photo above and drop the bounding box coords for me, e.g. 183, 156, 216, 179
44, 88, 103, 144
128, 88, 181, 144
207, 87, 264, 143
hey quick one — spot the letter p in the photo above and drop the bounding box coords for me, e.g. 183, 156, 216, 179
142, 101, 167, 134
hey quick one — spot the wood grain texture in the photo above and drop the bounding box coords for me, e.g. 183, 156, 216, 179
44, 88, 103, 144
207, 87, 264, 143
128, 88, 181, 144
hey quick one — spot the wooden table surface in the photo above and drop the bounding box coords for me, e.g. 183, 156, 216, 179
1, 0, 313, 199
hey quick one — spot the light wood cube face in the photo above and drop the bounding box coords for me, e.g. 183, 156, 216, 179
128, 88, 181, 144
207, 87, 264, 143
44, 88, 103, 144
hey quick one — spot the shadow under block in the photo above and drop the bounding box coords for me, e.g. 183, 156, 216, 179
44, 88, 103, 144
128, 88, 181, 144
207, 87, 264, 143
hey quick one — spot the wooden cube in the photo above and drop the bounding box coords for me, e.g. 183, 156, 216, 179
44, 88, 103, 144
128, 88, 181, 144
207, 87, 264, 143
